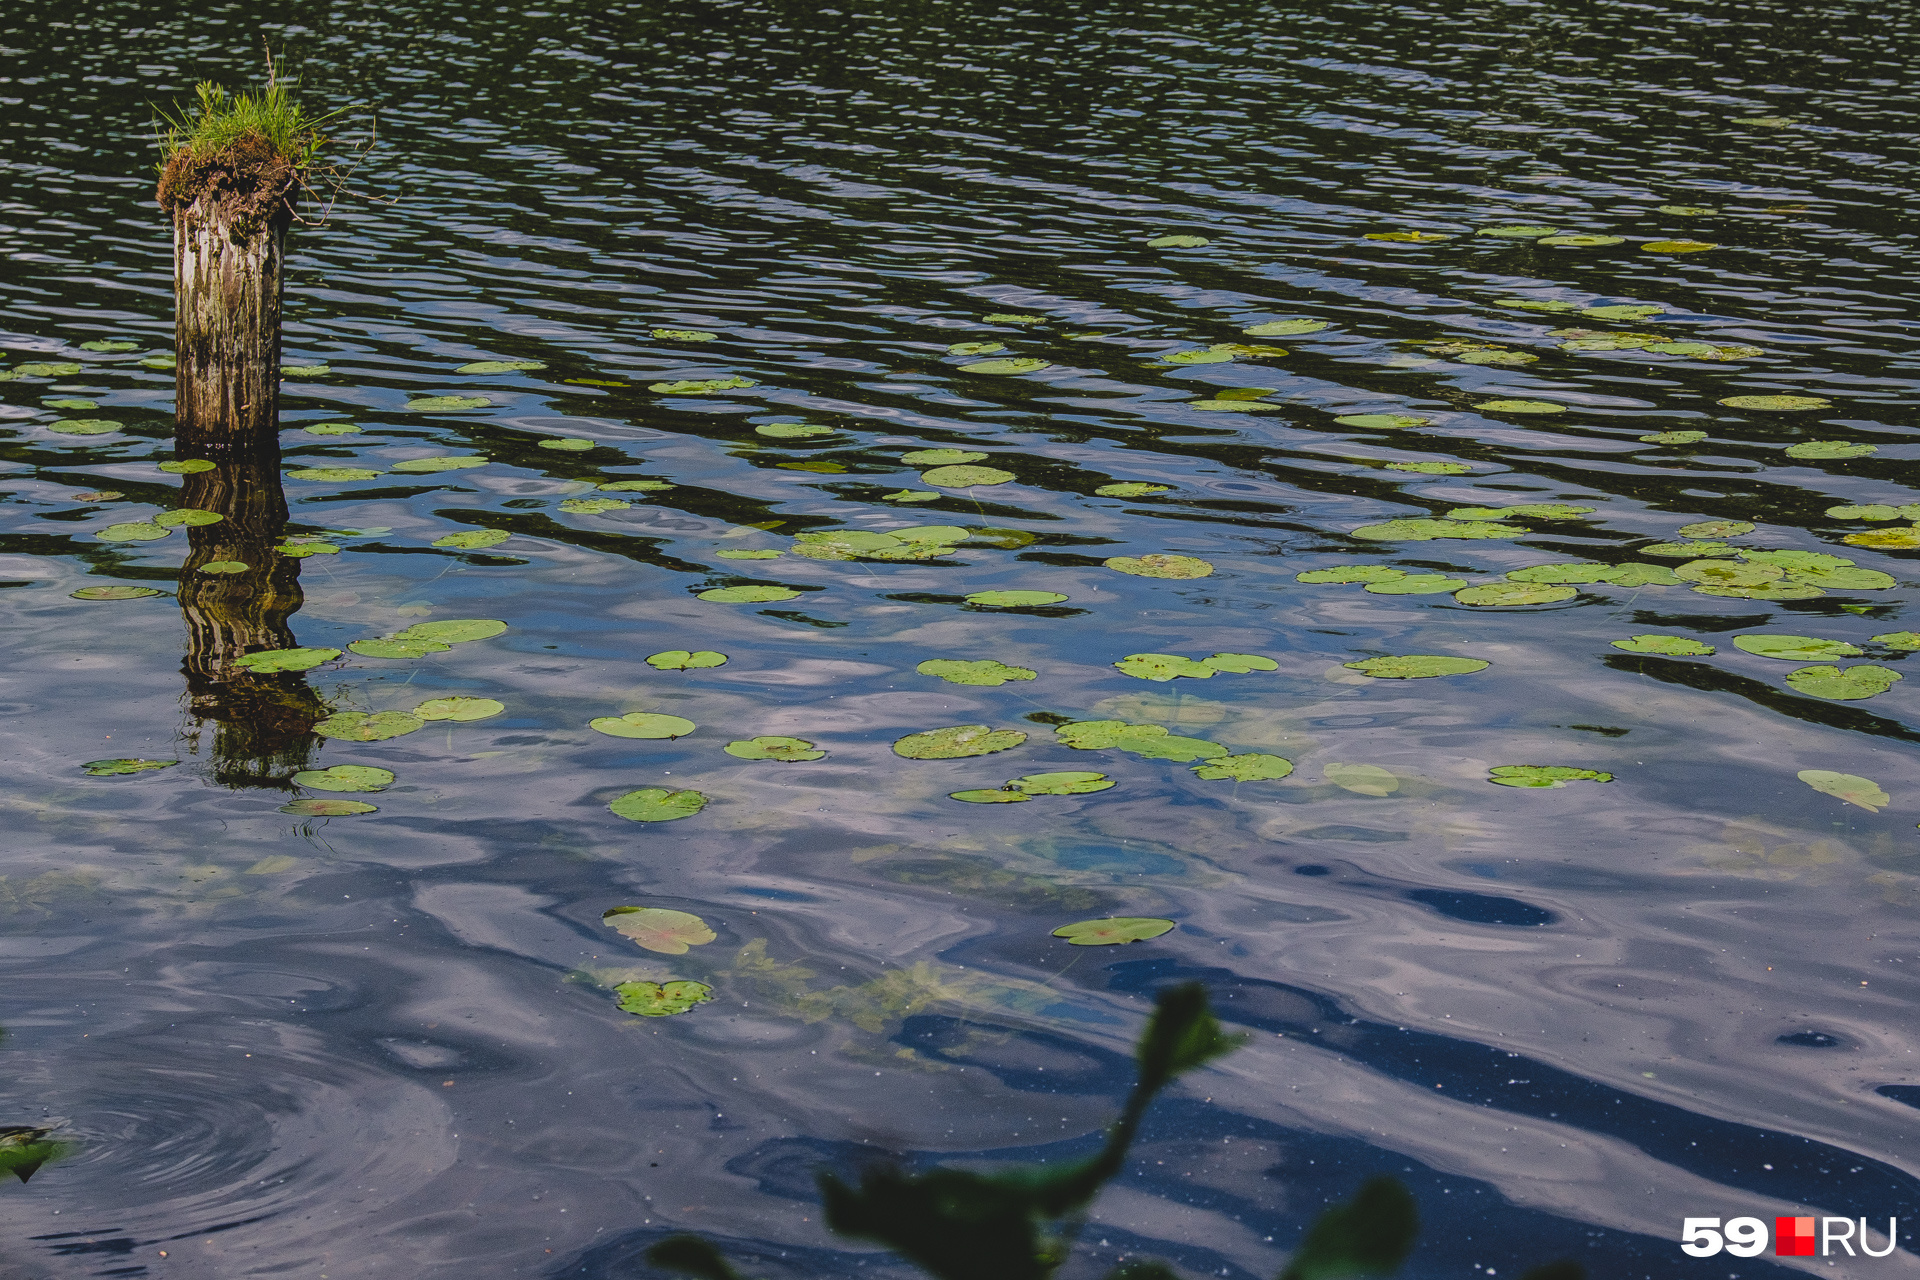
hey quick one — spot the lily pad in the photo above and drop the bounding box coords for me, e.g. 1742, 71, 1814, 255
725, 736, 825, 761
1537, 234, 1625, 247
302, 423, 361, 436
1446, 504, 1593, 521
650, 378, 756, 394
1640, 431, 1708, 445
1506, 563, 1617, 584
390, 455, 488, 473
1095, 482, 1173, 497
1351, 519, 1523, 542
1364, 230, 1453, 243
652, 329, 718, 341
538, 438, 594, 451
901, 449, 988, 467
893, 725, 1027, 759
1336, 414, 1429, 429
1202, 652, 1277, 674
405, 396, 490, 411
71, 491, 122, 502
1873, 632, 1920, 651
1368, 574, 1469, 595
1489, 765, 1613, 788
1115, 653, 1216, 682
293, 765, 394, 793
1843, 528, 1920, 550
1456, 350, 1539, 366
1477, 400, 1566, 414
282, 364, 330, 377
1638, 540, 1735, 559
1784, 665, 1902, 701
648, 650, 728, 670
1643, 240, 1716, 253
348, 638, 452, 659
314, 711, 426, 741
559, 497, 632, 514
46, 398, 97, 410
79, 340, 139, 352
1052, 917, 1176, 945
1477, 225, 1559, 237
1658, 205, 1716, 216
1496, 299, 1581, 312
153, 508, 222, 528
1454, 582, 1576, 606
1828, 504, 1920, 521
950, 788, 1030, 803
72, 585, 165, 600
1324, 762, 1398, 795
917, 658, 1036, 686
1190, 753, 1295, 781
1675, 562, 1783, 589
1104, 554, 1213, 578
757, 422, 834, 439
48, 419, 118, 435
141, 354, 176, 369
1148, 235, 1210, 248
699, 585, 801, 603
615, 979, 713, 1016
1693, 581, 1825, 601
1718, 395, 1831, 411
197, 560, 248, 574
591, 712, 697, 739
984, 314, 1046, 324
1583, 305, 1665, 320
457, 359, 545, 373
1160, 350, 1233, 366
947, 342, 1005, 356
609, 788, 708, 822
1010, 771, 1116, 795
414, 697, 504, 722
290, 467, 387, 483
1297, 565, 1406, 584
965, 590, 1068, 607
1732, 634, 1863, 661
1053, 720, 1226, 762
1675, 520, 1755, 538
14, 362, 81, 376
1606, 563, 1685, 586
1642, 342, 1715, 356
922, 465, 1015, 487
1191, 399, 1284, 412
1785, 441, 1875, 460
398, 619, 507, 644
281, 798, 377, 816
234, 647, 340, 672
96, 522, 170, 542
604, 906, 716, 954
1243, 320, 1329, 337
1343, 655, 1489, 679
1797, 769, 1888, 812
277, 539, 340, 559
433, 529, 511, 550
958, 358, 1050, 375
1799, 567, 1898, 592
1612, 635, 1715, 656
81, 758, 178, 776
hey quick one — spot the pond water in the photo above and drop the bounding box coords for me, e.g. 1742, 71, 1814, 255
3, 1, 1919, 1275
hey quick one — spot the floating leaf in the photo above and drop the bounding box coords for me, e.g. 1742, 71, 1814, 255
1243, 319, 1329, 336
699, 585, 801, 603
1797, 769, 1888, 812
431, 529, 511, 551
1324, 762, 1398, 795
605, 906, 717, 953
1507, 563, 1617, 584
392, 455, 490, 474
1675, 561, 1783, 589
46, 398, 98, 410
348, 637, 451, 659
559, 497, 632, 514
1052, 917, 1175, 945
1191, 753, 1294, 781
71, 490, 122, 502
893, 724, 1027, 759
414, 697, 504, 721
1489, 765, 1613, 788
288, 467, 382, 481
1457, 350, 1538, 366
1843, 528, 1920, 550
1477, 399, 1565, 414
1010, 770, 1115, 795
153, 508, 222, 528
72, 584, 165, 600
1204, 652, 1277, 673
1642, 342, 1714, 356
282, 798, 377, 816
1829, 504, 1920, 521
917, 658, 1036, 686
965, 589, 1068, 607
1612, 634, 1715, 655
957, 358, 1049, 375
1643, 240, 1716, 253
725, 735, 824, 761
1658, 205, 1716, 216
141, 354, 176, 369
950, 788, 1030, 803
405, 396, 490, 411
1336, 413, 1429, 429
1638, 540, 1735, 559
398, 619, 507, 644
597, 481, 672, 494
1104, 553, 1213, 578
314, 711, 425, 741
79, 339, 139, 352
1094, 482, 1173, 498
1719, 395, 1830, 411
1496, 298, 1581, 312
1343, 655, 1489, 679
96, 522, 170, 542
615, 979, 713, 1015
652, 329, 718, 341
1455, 582, 1576, 606
1674, 520, 1755, 539
1733, 635, 1862, 661
983, 313, 1046, 323
1208, 345, 1288, 359
277, 540, 340, 559
650, 377, 756, 394
648, 650, 728, 670
1872, 632, 1920, 651
1583, 304, 1665, 320
1351, 519, 1523, 542
610, 788, 708, 822
282, 364, 330, 377
1693, 581, 1824, 601
900, 449, 988, 467
1368, 574, 1468, 595
1477, 224, 1558, 237
197, 560, 248, 574
1797, 566, 1897, 591
1537, 234, 1625, 247
1386, 462, 1471, 476
883, 489, 942, 502
457, 359, 545, 373
538, 438, 594, 452
1784, 665, 1902, 701
1053, 720, 1226, 762
82, 758, 177, 776
947, 342, 1005, 356
1364, 230, 1453, 242
1446, 504, 1593, 521
592, 712, 697, 739
303, 423, 360, 436
1298, 565, 1406, 584
234, 646, 340, 672
1786, 441, 1875, 460
48, 419, 118, 435
293, 765, 394, 793
1160, 349, 1233, 366
1191, 399, 1283, 412
1640, 430, 1708, 444
754, 422, 834, 440
1115, 653, 1216, 682
922, 465, 1014, 487
13, 362, 81, 376
1148, 235, 1209, 248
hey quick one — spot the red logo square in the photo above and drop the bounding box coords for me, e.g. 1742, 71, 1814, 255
1776, 1216, 1816, 1257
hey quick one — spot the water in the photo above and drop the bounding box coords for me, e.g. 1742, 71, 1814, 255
3, 1, 1919, 1275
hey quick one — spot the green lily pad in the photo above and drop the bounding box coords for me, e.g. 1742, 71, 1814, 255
1351, 519, 1524, 542
82, 758, 178, 775
615, 979, 713, 1016
277, 539, 340, 559
1104, 554, 1213, 578
46, 398, 98, 409
153, 508, 222, 528
1446, 504, 1593, 521
1638, 540, 1735, 559
1161, 350, 1233, 365
699, 585, 801, 603
197, 560, 248, 574
391, 455, 489, 473
1873, 632, 1920, 650
965, 589, 1068, 607
901, 449, 988, 466
1368, 574, 1469, 595
1643, 342, 1715, 356
947, 342, 1005, 356
1719, 395, 1831, 411
141, 354, 176, 369
1191, 399, 1284, 412
405, 396, 490, 411
397, 619, 507, 644
1496, 299, 1582, 312
1190, 753, 1295, 781
72, 584, 165, 600
78, 339, 139, 351
1537, 234, 1625, 247
1094, 482, 1173, 498
1786, 441, 1875, 460
922, 465, 1014, 487
96, 522, 170, 542
1583, 305, 1665, 320
1052, 917, 1176, 945
950, 788, 1031, 803
432, 529, 511, 550
559, 497, 632, 514
1693, 582, 1825, 601
1148, 235, 1210, 248
1658, 205, 1716, 216
414, 697, 504, 721
1643, 240, 1716, 253
1456, 350, 1539, 366
1677, 520, 1755, 538
1605, 563, 1680, 586
282, 364, 330, 377
1843, 528, 1920, 550
288, 468, 383, 481
234, 647, 340, 672
652, 329, 718, 341
1204, 652, 1278, 673
303, 423, 360, 435
1828, 504, 1920, 521
592, 712, 697, 739
1364, 230, 1453, 243
314, 711, 426, 741
1010, 771, 1115, 795
348, 637, 452, 659
1243, 319, 1329, 337
609, 788, 708, 822
1477, 400, 1566, 414
917, 658, 1036, 686
893, 724, 1027, 759
281, 798, 378, 816
1784, 664, 1902, 701
1489, 765, 1613, 788
1324, 762, 1399, 795
957, 358, 1050, 375
1507, 563, 1617, 584
293, 765, 394, 793
1640, 430, 1708, 445
1343, 655, 1489, 679
725, 735, 824, 761
1477, 224, 1559, 237
984, 313, 1046, 324
755, 422, 834, 439
1115, 653, 1216, 682
1733, 634, 1863, 661
14, 362, 81, 376
457, 359, 545, 373
1454, 582, 1577, 606
48, 419, 119, 435
650, 378, 756, 394
1675, 561, 1783, 589
1298, 565, 1406, 584
605, 906, 716, 953
1053, 720, 1226, 762
881, 489, 942, 503
538, 438, 594, 451
1611, 635, 1715, 656
1336, 414, 1429, 429
648, 650, 728, 670
1797, 769, 1888, 812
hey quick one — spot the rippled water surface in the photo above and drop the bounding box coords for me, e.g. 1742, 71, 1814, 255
5, 1, 1920, 1275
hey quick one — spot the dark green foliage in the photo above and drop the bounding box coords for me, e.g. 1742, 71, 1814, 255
1105, 1263, 1183, 1280
1278, 1178, 1418, 1279
647, 1236, 749, 1280
0, 1127, 69, 1184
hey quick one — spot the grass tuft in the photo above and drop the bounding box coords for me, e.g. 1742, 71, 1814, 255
155, 76, 342, 169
